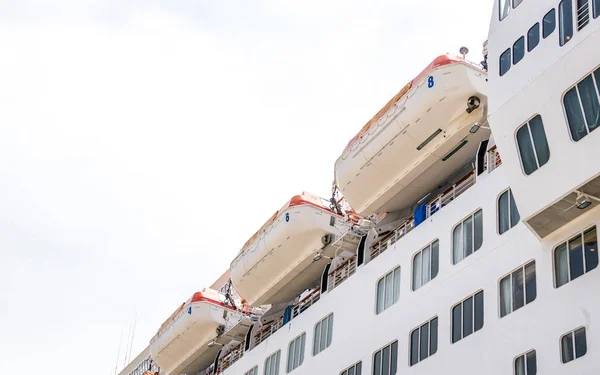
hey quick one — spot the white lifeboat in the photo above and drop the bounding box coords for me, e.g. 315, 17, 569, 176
335, 55, 489, 216
150, 288, 246, 375
230, 192, 353, 306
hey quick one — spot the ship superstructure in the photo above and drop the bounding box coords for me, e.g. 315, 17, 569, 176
119, 1, 600, 375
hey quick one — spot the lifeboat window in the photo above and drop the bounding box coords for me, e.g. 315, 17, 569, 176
499, 260, 537, 318
543, 9, 556, 38
560, 327, 587, 363
442, 139, 468, 161
287, 333, 306, 373
553, 226, 598, 288
499, 48, 511, 77
412, 240, 439, 290
245, 366, 259, 375
375, 266, 401, 314
417, 129, 442, 150
527, 23, 540, 52
514, 349, 537, 375
499, 0, 510, 20
563, 67, 600, 142
313, 313, 333, 356
409, 316, 438, 366
498, 189, 520, 235
516, 115, 550, 175
558, 0, 573, 46
452, 209, 483, 264
372, 340, 398, 375
512, 36, 525, 65
451, 290, 484, 344
264, 350, 281, 375
340, 361, 362, 375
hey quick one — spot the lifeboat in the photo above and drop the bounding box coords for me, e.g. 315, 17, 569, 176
230, 192, 357, 306
335, 54, 489, 216
150, 288, 248, 375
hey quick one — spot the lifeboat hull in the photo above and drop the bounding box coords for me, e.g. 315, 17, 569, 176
335, 56, 488, 216
150, 292, 233, 375
231, 194, 343, 306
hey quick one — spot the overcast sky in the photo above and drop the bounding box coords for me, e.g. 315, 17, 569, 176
0, 1, 492, 374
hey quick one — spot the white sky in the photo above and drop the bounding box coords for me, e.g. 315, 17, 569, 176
0, 1, 492, 374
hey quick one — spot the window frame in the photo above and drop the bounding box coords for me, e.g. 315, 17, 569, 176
312, 313, 334, 356
375, 265, 401, 314
561, 66, 600, 142
559, 0, 574, 46
515, 114, 550, 175
452, 208, 484, 264
499, 0, 511, 20
513, 349, 537, 375
560, 326, 587, 363
412, 239, 439, 290
543, 8, 557, 38
451, 289, 484, 344
595, 0, 600, 18
245, 366, 259, 375
499, 48, 512, 77
527, 23, 540, 52
372, 340, 398, 375
499, 259, 537, 317
513, 36, 525, 65
340, 361, 362, 375
497, 188, 520, 235
286, 332, 306, 373
264, 350, 281, 375
553, 225, 598, 288
409, 316, 438, 366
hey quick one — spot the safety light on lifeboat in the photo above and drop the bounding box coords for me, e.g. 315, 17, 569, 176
459, 46, 469, 59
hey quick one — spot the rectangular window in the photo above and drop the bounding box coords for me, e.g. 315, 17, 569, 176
451, 290, 484, 343
498, 189, 520, 235
453, 209, 483, 264
516, 115, 550, 175
313, 313, 333, 355
409, 317, 438, 366
514, 350, 537, 375
372, 341, 398, 375
376, 266, 401, 314
500, 260, 537, 317
527, 23, 540, 51
561, 327, 587, 363
500, 0, 511, 20
577, 0, 590, 30
595, 0, 600, 18
245, 366, 259, 375
544, 9, 557, 38
340, 361, 362, 375
287, 333, 305, 373
500, 48, 511, 76
554, 226, 598, 287
559, 0, 574, 46
264, 350, 281, 375
412, 240, 439, 290
563, 67, 600, 141
513, 0, 523, 7
513, 36, 525, 65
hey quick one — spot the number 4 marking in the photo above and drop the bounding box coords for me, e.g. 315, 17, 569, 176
428, 76, 435, 88
187, 307, 192, 315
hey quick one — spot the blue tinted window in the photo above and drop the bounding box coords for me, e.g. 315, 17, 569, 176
543, 9, 556, 38
528, 23, 540, 51
500, 48, 511, 76
513, 37, 525, 64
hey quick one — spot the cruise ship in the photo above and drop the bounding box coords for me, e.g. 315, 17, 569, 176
118, 0, 600, 374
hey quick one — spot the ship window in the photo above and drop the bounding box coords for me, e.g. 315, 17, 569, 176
372, 340, 398, 375
513, 0, 523, 7
412, 240, 439, 290
563, 67, 600, 142
264, 350, 281, 375
245, 366, 259, 375
498, 188, 520, 235
514, 350, 537, 375
313, 313, 333, 356
527, 23, 540, 51
451, 290, 484, 343
553, 226, 598, 288
516, 115, 550, 175
513, 36, 525, 65
453, 209, 483, 264
340, 361, 362, 375
499, 0, 510, 20
409, 316, 438, 366
376, 266, 401, 314
287, 333, 305, 373
499, 260, 537, 317
543, 9, 556, 38
559, 0, 573, 46
561, 327, 587, 363
500, 48, 511, 76
595, 0, 600, 18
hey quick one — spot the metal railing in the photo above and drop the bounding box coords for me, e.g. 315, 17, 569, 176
486, 146, 502, 172
254, 317, 283, 347
216, 341, 245, 374
289, 287, 321, 320
327, 256, 357, 292
370, 219, 415, 261
577, 0, 590, 31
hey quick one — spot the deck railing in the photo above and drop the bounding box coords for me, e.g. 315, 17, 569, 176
289, 287, 321, 320
216, 341, 245, 374
486, 146, 502, 172
254, 317, 283, 347
370, 219, 415, 261
327, 256, 357, 292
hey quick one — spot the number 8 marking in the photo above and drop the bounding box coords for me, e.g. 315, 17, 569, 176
428, 76, 435, 88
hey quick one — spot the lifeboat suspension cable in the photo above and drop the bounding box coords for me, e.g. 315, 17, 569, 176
330, 182, 343, 215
